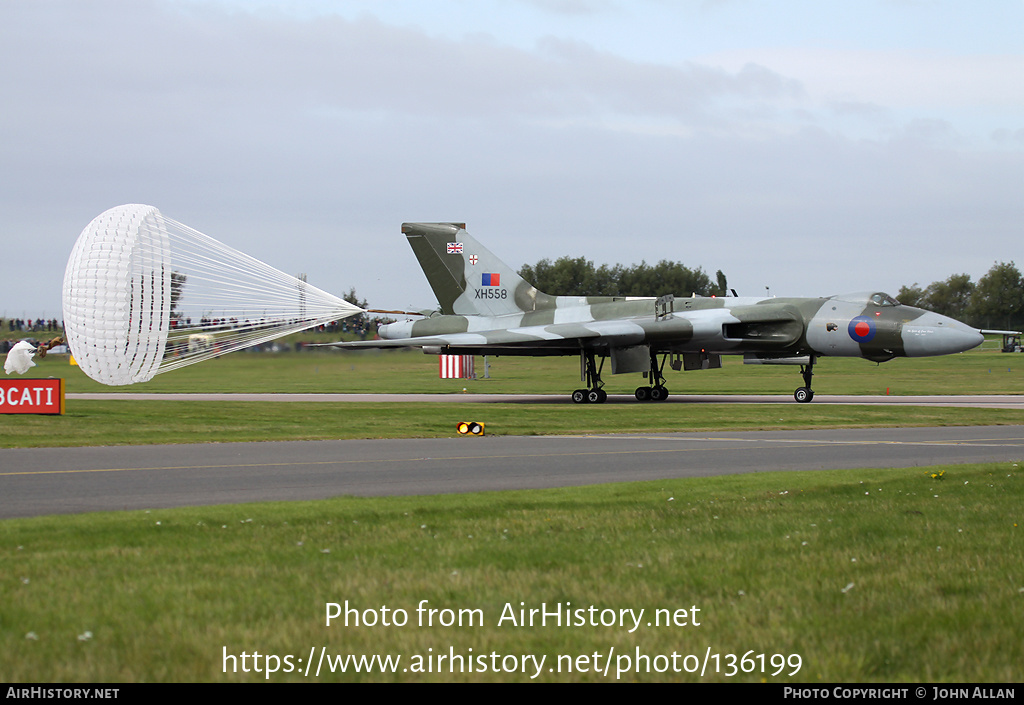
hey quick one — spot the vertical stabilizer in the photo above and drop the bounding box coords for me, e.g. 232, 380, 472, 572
402, 223, 554, 316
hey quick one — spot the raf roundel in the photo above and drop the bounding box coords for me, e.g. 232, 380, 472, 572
847, 316, 876, 343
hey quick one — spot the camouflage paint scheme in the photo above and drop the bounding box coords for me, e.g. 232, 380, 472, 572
333, 223, 984, 403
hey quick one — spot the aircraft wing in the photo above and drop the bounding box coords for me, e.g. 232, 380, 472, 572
326, 318, 655, 354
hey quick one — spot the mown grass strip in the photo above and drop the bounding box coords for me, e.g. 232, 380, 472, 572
7, 342, 1024, 396
1, 463, 1021, 682
3, 401, 1024, 448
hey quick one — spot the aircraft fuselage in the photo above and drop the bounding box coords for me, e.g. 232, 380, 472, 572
379, 292, 983, 363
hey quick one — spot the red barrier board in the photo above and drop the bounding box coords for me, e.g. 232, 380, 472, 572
0, 378, 65, 415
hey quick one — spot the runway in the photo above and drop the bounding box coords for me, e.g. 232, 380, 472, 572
67, 392, 1024, 409
2, 425, 1022, 519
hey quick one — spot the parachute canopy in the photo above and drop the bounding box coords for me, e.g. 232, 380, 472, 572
4, 341, 37, 375
62, 204, 363, 386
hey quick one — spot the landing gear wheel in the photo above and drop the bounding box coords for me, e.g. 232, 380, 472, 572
576, 351, 608, 406
642, 350, 670, 404
795, 357, 816, 404
794, 387, 814, 403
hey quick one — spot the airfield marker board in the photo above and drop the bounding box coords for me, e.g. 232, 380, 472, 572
0, 378, 66, 415
440, 354, 474, 379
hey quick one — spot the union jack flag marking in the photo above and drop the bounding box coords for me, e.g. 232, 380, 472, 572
447, 242, 463, 254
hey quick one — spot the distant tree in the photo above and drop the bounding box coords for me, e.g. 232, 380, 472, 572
922, 273, 974, 320
342, 287, 368, 310
618, 260, 714, 297
896, 283, 926, 308
968, 262, 1024, 330
517, 260, 542, 289
519, 257, 719, 298
714, 269, 729, 297
547, 256, 601, 296
170, 271, 187, 321
902, 264, 1024, 329
342, 287, 369, 328
592, 263, 622, 296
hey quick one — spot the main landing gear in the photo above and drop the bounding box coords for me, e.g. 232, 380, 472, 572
571, 350, 608, 404
570, 350, 816, 404
571, 349, 674, 404
794, 356, 816, 403
635, 350, 669, 403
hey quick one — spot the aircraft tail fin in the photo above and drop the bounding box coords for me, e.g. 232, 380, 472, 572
402, 223, 554, 316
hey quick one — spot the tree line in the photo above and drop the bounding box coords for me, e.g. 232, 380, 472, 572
516, 256, 1023, 330
518, 256, 729, 298
897, 261, 1024, 331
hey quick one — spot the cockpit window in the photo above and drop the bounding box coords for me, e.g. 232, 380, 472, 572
830, 292, 902, 306
870, 292, 900, 307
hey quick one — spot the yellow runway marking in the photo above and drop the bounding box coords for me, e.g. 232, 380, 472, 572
0, 444, 848, 477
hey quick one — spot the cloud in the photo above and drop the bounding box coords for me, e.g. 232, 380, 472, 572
992, 128, 1024, 147
703, 47, 1024, 112
514, 0, 615, 15
2, 2, 805, 137
1, 0, 1021, 318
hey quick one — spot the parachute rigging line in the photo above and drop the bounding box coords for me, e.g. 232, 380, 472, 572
62, 204, 363, 386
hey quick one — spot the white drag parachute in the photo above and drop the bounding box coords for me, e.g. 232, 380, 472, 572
4, 341, 37, 375
62, 204, 364, 386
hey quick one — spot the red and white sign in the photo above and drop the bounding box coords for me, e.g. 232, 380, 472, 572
440, 355, 474, 379
0, 378, 66, 415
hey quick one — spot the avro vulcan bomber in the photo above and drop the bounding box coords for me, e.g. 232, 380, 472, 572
333, 223, 985, 403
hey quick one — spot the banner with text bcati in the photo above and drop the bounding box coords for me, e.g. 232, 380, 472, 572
1, 379, 66, 415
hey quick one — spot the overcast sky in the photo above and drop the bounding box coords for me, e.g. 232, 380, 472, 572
2, 0, 1022, 320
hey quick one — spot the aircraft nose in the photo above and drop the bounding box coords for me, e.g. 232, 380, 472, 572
902, 314, 984, 357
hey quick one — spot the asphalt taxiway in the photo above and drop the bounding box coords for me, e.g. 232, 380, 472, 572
2, 425, 1022, 519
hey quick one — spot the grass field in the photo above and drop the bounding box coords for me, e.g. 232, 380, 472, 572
2, 343, 1022, 682
4, 333, 1022, 397
1, 463, 1021, 682
1, 343, 1023, 447
4, 400, 1024, 449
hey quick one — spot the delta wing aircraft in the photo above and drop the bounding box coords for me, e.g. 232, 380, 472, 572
333, 223, 985, 403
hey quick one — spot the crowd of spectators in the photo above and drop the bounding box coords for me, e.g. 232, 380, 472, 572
1, 315, 395, 354
2, 319, 64, 353
7, 318, 61, 333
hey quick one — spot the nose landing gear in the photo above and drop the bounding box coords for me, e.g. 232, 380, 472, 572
794, 356, 816, 403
